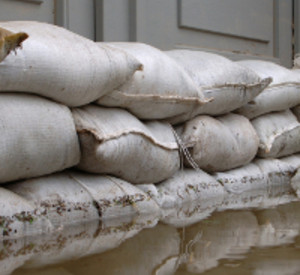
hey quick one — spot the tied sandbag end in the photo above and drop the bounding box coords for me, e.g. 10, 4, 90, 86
0, 31, 29, 63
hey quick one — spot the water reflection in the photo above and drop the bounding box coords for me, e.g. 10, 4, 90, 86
6, 197, 300, 274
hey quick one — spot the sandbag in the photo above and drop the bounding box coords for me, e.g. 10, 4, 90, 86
0, 21, 141, 106
0, 187, 52, 240
0, 93, 80, 183
165, 50, 270, 124
251, 110, 300, 158
138, 169, 225, 208
7, 171, 160, 227
214, 158, 296, 211
96, 43, 209, 122
177, 113, 259, 172
72, 105, 180, 184
236, 60, 300, 119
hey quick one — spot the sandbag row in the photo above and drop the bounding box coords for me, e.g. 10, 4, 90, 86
1, 21, 300, 242
0, 171, 160, 240
0, 154, 299, 240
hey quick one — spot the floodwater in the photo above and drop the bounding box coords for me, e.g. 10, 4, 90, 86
4, 196, 300, 275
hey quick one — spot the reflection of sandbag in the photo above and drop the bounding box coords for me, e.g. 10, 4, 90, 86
255, 202, 300, 247
253, 259, 300, 275
23, 221, 99, 268
0, 21, 141, 106
62, 224, 180, 275
177, 113, 258, 172
0, 235, 33, 275
7, 171, 160, 227
14, 213, 157, 271
236, 60, 300, 119
72, 106, 180, 184
165, 50, 270, 124
183, 211, 259, 273
0, 94, 80, 184
0, 187, 52, 240
138, 169, 225, 227
96, 43, 209, 122
215, 158, 296, 211
13, 268, 73, 275
252, 110, 300, 158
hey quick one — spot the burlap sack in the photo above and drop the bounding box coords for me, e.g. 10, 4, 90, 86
177, 113, 259, 172
0, 93, 80, 183
72, 105, 180, 184
251, 110, 300, 158
96, 43, 209, 122
236, 60, 300, 119
165, 50, 270, 124
0, 21, 141, 106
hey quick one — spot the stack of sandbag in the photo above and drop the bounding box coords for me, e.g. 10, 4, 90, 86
0, 21, 160, 238
144, 54, 300, 213
236, 60, 300, 182
1, 19, 300, 240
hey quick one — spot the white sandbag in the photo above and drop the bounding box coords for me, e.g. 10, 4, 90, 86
0, 21, 141, 106
236, 60, 300, 119
251, 110, 300, 158
7, 171, 160, 227
160, 201, 218, 228
0, 94, 80, 183
0, 187, 52, 240
165, 50, 270, 124
72, 105, 180, 184
96, 43, 209, 122
177, 113, 259, 172
138, 169, 225, 208
214, 158, 296, 211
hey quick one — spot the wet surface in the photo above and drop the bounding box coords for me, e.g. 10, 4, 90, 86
4, 196, 300, 275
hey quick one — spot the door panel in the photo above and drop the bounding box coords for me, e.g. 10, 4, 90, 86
0, 0, 55, 23
0, 0, 95, 40
55, 0, 95, 40
96, 0, 293, 67
179, 0, 272, 42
